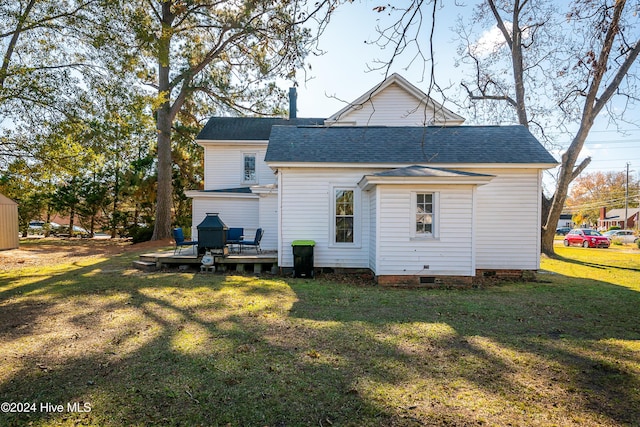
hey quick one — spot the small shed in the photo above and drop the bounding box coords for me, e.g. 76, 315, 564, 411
0, 193, 19, 250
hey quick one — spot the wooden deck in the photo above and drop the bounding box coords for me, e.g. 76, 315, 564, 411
134, 250, 278, 273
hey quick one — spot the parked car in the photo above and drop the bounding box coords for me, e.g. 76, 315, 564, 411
52, 225, 90, 238
603, 229, 638, 244
555, 226, 571, 235
28, 221, 57, 235
28, 220, 45, 231
564, 229, 610, 248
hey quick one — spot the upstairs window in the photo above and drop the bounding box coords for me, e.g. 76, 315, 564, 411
243, 153, 256, 183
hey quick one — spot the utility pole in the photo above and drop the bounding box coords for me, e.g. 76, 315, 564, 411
625, 162, 629, 229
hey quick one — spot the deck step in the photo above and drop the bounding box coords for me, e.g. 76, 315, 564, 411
132, 260, 158, 272
135, 251, 278, 273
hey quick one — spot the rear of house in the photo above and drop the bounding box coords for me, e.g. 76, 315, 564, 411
189, 73, 557, 284
265, 125, 556, 284
186, 117, 323, 251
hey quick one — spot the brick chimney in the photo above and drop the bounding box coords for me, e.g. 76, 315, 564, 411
599, 207, 607, 220
288, 87, 297, 119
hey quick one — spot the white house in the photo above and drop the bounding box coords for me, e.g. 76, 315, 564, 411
187, 74, 557, 284
185, 114, 324, 251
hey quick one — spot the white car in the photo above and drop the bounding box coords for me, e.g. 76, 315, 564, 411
603, 229, 638, 244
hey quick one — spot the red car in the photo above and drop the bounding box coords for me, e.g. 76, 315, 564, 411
563, 229, 610, 248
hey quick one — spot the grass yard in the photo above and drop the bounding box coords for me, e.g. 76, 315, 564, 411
0, 242, 639, 426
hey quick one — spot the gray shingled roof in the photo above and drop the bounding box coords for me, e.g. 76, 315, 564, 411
202, 187, 253, 194
197, 117, 325, 141
371, 165, 492, 178
264, 125, 558, 165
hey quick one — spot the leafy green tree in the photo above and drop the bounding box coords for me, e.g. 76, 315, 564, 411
52, 177, 83, 237
0, 0, 99, 126
104, 0, 335, 240
80, 74, 156, 237
120, 154, 157, 236
77, 173, 111, 236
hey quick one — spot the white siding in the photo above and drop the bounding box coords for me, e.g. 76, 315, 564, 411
368, 188, 378, 271
190, 193, 278, 251
276, 167, 542, 274
257, 192, 278, 250
191, 195, 262, 246
336, 83, 450, 126
278, 168, 370, 269
202, 143, 275, 190
375, 185, 475, 276
473, 169, 541, 270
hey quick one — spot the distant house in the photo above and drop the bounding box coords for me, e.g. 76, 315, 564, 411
188, 74, 557, 284
598, 207, 640, 230
558, 213, 574, 228
0, 193, 19, 250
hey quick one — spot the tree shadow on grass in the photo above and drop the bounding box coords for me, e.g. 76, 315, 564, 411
287, 276, 640, 426
2, 252, 640, 426
0, 261, 403, 426
553, 253, 640, 272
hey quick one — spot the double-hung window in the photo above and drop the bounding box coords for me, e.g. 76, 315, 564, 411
412, 192, 438, 238
243, 153, 256, 183
335, 189, 354, 243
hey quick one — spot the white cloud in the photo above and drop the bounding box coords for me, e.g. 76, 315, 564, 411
470, 23, 512, 57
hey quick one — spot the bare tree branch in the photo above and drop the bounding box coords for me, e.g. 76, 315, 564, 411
570, 157, 592, 181
461, 82, 517, 107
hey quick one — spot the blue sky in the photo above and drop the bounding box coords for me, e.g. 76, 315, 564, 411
291, 1, 640, 183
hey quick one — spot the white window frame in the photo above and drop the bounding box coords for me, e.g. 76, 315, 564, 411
242, 152, 257, 184
330, 185, 360, 247
411, 191, 439, 239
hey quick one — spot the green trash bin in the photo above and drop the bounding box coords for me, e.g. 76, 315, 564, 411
292, 240, 315, 278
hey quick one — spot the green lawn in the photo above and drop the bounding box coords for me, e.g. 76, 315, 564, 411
0, 243, 639, 426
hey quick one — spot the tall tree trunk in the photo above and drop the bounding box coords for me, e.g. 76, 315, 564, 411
541, 127, 593, 255
45, 206, 52, 237
151, 2, 175, 241
153, 110, 173, 240
69, 205, 75, 238
509, 1, 528, 126
488, 0, 529, 127
111, 165, 119, 238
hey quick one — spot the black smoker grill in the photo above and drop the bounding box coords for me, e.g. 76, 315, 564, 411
197, 213, 228, 255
